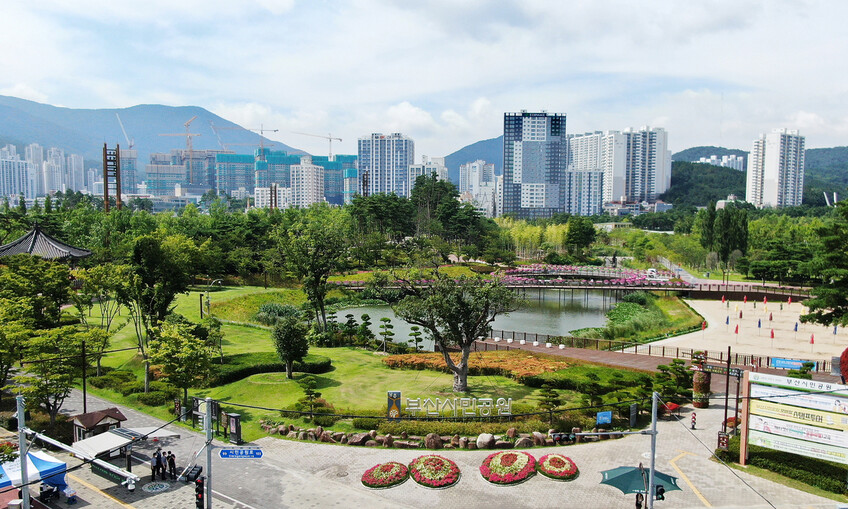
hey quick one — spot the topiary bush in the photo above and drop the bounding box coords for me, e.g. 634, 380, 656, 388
118, 381, 146, 396
136, 391, 172, 406
352, 417, 384, 430
210, 352, 332, 386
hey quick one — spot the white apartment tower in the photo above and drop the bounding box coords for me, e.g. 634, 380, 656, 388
357, 133, 415, 197
408, 156, 448, 192
567, 131, 627, 205
746, 129, 805, 208
289, 155, 325, 208
0, 145, 34, 199
621, 127, 671, 203
459, 159, 495, 195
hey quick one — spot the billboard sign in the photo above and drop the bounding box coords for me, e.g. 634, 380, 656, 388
769, 358, 818, 371
748, 430, 848, 465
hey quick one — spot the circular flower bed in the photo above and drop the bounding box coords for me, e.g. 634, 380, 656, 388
361, 461, 409, 489
408, 455, 461, 489
480, 451, 536, 485
536, 454, 579, 481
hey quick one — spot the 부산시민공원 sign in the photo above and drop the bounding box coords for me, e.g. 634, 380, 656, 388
386, 392, 513, 418
741, 372, 848, 466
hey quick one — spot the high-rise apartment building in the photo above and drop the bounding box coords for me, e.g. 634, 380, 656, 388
502, 111, 567, 218
695, 154, 746, 172
746, 128, 805, 208
459, 159, 495, 195
408, 156, 448, 193
120, 149, 139, 195
0, 145, 33, 199
289, 156, 325, 208
621, 127, 671, 203
567, 131, 627, 205
66, 153, 85, 192
25, 143, 44, 196
357, 133, 415, 197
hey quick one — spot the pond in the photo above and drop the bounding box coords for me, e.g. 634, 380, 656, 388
334, 289, 617, 351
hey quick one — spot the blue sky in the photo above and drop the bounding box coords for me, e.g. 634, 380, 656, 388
2, 0, 847, 157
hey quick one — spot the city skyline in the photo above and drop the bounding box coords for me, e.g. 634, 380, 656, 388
1, 1, 845, 159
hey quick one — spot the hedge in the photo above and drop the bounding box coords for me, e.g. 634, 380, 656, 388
210, 352, 332, 386
136, 391, 173, 406
716, 435, 848, 494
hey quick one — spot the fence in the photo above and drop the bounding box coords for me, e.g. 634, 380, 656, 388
477, 330, 833, 374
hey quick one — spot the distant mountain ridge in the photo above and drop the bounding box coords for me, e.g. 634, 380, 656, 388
0, 95, 302, 175
443, 135, 503, 184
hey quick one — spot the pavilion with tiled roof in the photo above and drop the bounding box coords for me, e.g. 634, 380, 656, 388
0, 224, 92, 260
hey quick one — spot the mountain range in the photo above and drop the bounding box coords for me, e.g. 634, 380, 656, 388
2, 95, 847, 206
0, 95, 300, 172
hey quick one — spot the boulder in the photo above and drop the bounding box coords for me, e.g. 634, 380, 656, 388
514, 437, 533, 449
348, 433, 371, 446
532, 432, 547, 446
458, 437, 469, 449
375, 436, 386, 446
332, 432, 345, 442
385, 435, 394, 448
401, 431, 408, 439
572, 427, 582, 443
424, 433, 443, 449
467, 442, 477, 450
297, 431, 307, 440
306, 432, 317, 441
443, 444, 453, 449
394, 440, 411, 449
340, 436, 348, 445
477, 433, 496, 449
451, 435, 461, 447
369, 430, 378, 439
286, 431, 298, 439
319, 431, 335, 443
506, 427, 518, 438
544, 438, 555, 446
315, 426, 324, 438
495, 440, 514, 449
364, 440, 378, 447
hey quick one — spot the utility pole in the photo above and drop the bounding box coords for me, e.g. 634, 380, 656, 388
17, 395, 30, 509
647, 391, 658, 509
81, 340, 87, 414
205, 396, 212, 509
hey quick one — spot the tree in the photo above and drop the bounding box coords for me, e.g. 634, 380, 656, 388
271, 317, 309, 379
0, 255, 71, 329
697, 202, 717, 252
117, 234, 203, 391
274, 205, 347, 330
564, 216, 596, 256
149, 321, 214, 407
408, 325, 423, 352
378, 317, 395, 352
0, 322, 27, 403
12, 326, 85, 426
537, 383, 561, 426
71, 264, 130, 375
803, 201, 848, 326
392, 271, 522, 392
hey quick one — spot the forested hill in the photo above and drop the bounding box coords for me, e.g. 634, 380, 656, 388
659, 161, 746, 206
671, 146, 748, 162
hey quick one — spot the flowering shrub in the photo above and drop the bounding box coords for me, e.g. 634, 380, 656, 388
536, 454, 579, 481
383, 350, 572, 381
480, 451, 536, 485
361, 461, 409, 489
408, 455, 461, 488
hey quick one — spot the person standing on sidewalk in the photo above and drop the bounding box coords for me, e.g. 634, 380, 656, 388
151, 451, 160, 481
167, 451, 177, 480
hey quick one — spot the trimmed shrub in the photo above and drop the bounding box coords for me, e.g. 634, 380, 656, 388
352, 417, 384, 430
148, 381, 179, 399
210, 353, 332, 386
118, 381, 146, 396
716, 435, 848, 494
136, 391, 172, 406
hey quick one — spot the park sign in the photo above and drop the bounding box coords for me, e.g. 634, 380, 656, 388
219, 447, 263, 459
769, 357, 818, 371
740, 372, 848, 466
695, 364, 743, 378
402, 397, 513, 417
387, 391, 401, 421
596, 411, 612, 425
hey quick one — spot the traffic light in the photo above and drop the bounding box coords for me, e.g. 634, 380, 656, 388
655, 484, 665, 501
195, 476, 205, 508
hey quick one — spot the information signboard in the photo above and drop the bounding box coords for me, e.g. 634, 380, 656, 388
597, 411, 612, 425
219, 448, 263, 459
700, 364, 743, 378
748, 430, 848, 465
769, 358, 818, 371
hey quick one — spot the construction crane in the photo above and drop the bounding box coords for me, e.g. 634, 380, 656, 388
292, 131, 342, 161
159, 116, 201, 184
210, 121, 278, 159
115, 113, 134, 149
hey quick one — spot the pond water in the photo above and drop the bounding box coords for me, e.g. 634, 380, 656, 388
334, 289, 616, 351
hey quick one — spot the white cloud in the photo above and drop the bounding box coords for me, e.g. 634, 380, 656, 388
0, 84, 49, 104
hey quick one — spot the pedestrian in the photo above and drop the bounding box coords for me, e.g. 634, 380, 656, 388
151, 451, 159, 481
157, 448, 166, 480
168, 451, 176, 480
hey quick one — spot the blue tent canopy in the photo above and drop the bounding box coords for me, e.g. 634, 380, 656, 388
0, 451, 68, 491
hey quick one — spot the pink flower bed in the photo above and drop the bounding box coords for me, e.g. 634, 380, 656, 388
408, 455, 461, 489
361, 461, 409, 489
479, 451, 536, 485
536, 454, 579, 481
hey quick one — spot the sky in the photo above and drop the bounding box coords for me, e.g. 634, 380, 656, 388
2, 0, 847, 158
